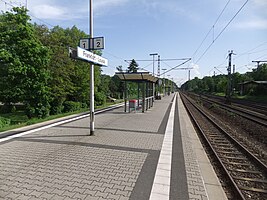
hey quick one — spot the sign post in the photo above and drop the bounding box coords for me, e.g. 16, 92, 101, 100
69, 0, 107, 136
89, 0, 94, 136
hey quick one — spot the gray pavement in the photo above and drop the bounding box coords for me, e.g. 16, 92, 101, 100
0, 93, 226, 200
0, 95, 171, 200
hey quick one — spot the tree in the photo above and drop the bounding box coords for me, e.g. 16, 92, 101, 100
127, 59, 139, 73
251, 64, 267, 81
34, 24, 94, 114
110, 75, 124, 99
0, 7, 51, 118
116, 65, 123, 72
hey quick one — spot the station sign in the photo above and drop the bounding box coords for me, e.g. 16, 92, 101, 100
79, 37, 104, 50
77, 46, 108, 66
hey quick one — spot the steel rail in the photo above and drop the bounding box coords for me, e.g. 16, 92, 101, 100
200, 96, 267, 127
180, 92, 267, 199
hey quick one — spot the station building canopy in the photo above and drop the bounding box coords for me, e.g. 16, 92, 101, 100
115, 72, 158, 83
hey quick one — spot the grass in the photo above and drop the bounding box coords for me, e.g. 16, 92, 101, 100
0, 100, 123, 133
213, 93, 267, 103
234, 95, 267, 103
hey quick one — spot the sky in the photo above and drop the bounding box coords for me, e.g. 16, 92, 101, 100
1, 0, 267, 85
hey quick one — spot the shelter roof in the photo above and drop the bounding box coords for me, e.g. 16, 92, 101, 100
115, 72, 158, 83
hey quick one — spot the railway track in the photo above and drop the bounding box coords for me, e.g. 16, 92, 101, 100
180, 93, 267, 200
199, 95, 267, 128
203, 94, 267, 116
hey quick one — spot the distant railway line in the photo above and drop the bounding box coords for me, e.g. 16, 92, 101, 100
202, 94, 267, 117
198, 94, 267, 127
180, 92, 267, 200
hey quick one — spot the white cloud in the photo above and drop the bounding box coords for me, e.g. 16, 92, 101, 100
93, 0, 129, 16
236, 18, 267, 30
253, 0, 267, 7
189, 63, 202, 79
94, 0, 129, 10
28, 0, 130, 20
31, 5, 67, 20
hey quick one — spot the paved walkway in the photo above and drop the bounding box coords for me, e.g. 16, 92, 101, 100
0, 93, 226, 200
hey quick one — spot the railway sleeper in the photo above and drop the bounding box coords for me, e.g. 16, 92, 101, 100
222, 156, 247, 160
217, 151, 243, 155
227, 162, 251, 166
233, 176, 267, 184
239, 185, 267, 193
213, 144, 234, 148
211, 140, 229, 144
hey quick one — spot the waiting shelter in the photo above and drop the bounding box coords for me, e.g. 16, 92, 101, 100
115, 72, 158, 113
238, 81, 267, 95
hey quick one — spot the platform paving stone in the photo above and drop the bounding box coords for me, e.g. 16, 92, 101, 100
0, 94, 215, 200
177, 94, 209, 200
0, 95, 173, 200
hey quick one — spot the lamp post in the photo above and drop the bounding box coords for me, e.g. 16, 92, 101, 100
171, 77, 174, 93
150, 53, 158, 100
89, 0, 94, 135
167, 75, 171, 95
149, 53, 158, 76
162, 69, 167, 96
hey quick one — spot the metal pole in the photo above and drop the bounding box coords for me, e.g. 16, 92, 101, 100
157, 55, 160, 98
162, 69, 167, 96
124, 81, 127, 112
149, 53, 158, 76
226, 50, 234, 103
89, 0, 95, 135
157, 55, 160, 77
150, 53, 157, 101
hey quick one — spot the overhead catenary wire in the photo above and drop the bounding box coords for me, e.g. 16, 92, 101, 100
255, 54, 267, 60
237, 41, 267, 56
194, 0, 249, 64
160, 58, 191, 76
192, 0, 231, 60
210, 41, 267, 74
124, 58, 190, 62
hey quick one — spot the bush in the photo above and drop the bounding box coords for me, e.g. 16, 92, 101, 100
25, 105, 35, 119
0, 116, 11, 128
50, 105, 64, 115
63, 101, 82, 112
25, 102, 50, 119
95, 92, 106, 106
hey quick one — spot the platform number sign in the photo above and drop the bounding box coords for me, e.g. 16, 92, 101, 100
93, 37, 104, 50
79, 37, 104, 50
79, 38, 89, 50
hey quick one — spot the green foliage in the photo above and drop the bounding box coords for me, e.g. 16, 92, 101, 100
127, 59, 139, 73
95, 92, 106, 106
0, 116, 11, 128
99, 74, 111, 96
0, 7, 51, 118
63, 101, 82, 112
251, 64, 267, 81
181, 64, 267, 96
0, 6, 127, 122
110, 75, 124, 99
116, 65, 123, 72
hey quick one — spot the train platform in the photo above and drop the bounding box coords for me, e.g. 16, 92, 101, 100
0, 93, 227, 200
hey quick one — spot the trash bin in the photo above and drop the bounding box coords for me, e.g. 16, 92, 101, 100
129, 99, 137, 112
